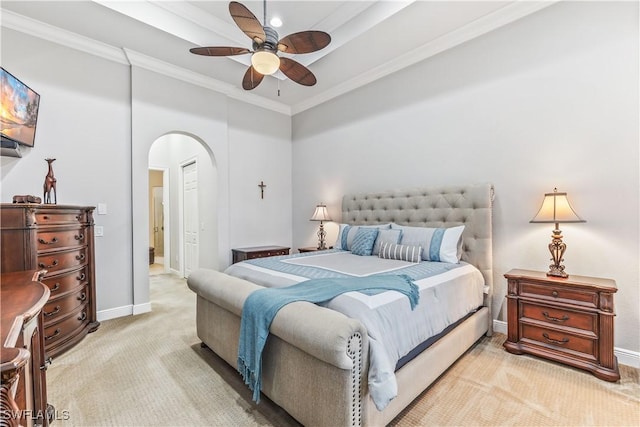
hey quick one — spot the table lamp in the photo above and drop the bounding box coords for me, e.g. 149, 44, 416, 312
310, 203, 332, 250
530, 188, 585, 278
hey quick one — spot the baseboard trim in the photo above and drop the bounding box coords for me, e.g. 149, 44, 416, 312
97, 305, 133, 322
133, 302, 152, 315
492, 319, 639, 368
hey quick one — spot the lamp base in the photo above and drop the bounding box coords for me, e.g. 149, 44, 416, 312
546, 226, 569, 278
546, 265, 569, 278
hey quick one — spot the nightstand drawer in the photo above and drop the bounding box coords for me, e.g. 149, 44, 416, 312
520, 281, 598, 308
521, 323, 596, 360
232, 246, 290, 264
520, 302, 596, 332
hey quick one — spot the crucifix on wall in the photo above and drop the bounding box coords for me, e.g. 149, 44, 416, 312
258, 181, 266, 199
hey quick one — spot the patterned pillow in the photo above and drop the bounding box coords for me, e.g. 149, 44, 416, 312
350, 228, 379, 256
336, 224, 391, 250
378, 242, 423, 263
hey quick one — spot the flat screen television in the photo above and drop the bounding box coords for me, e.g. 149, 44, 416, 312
1, 67, 40, 148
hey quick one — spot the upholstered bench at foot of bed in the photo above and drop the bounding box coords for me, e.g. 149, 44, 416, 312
188, 269, 370, 427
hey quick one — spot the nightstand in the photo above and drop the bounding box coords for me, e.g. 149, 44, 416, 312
231, 246, 290, 264
298, 246, 333, 253
503, 269, 619, 381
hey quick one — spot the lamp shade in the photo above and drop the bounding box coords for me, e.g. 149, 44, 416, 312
251, 50, 280, 75
310, 204, 332, 222
530, 188, 585, 224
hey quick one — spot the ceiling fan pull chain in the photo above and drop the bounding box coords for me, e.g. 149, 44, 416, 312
263, 0, 267, 26
278, 79, 280, 97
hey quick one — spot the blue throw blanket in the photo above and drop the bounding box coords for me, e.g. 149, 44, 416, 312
237, 274, 419, 403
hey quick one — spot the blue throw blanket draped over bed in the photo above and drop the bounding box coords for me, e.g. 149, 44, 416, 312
237, 274, 420, 403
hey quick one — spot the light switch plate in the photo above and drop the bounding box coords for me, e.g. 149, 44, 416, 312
97, 203, 107, 215
95, 226, 104, 237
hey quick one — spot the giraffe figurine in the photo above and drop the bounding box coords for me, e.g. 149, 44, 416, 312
43, 158, 57, 204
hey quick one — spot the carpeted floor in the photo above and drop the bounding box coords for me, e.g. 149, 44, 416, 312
46, 271, 640, 426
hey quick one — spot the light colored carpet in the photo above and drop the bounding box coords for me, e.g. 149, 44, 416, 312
47, 272, 640, 426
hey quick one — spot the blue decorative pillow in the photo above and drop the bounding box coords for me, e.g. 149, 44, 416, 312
335, 224, 391, 250
378, 242, 423, 263
391, 224, 465, 263
350, 228, 379, 256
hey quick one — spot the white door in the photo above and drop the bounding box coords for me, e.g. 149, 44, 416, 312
182, 162, 198, 277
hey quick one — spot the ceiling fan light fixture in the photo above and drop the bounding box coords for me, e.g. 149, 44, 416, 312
251, 50, 280, 75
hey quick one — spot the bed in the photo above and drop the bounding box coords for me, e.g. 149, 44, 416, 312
187, 183, 494, 426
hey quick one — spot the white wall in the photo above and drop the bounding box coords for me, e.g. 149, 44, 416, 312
1, 29, 133, 314
291, 1, 639, 353
1, 28, 293, 320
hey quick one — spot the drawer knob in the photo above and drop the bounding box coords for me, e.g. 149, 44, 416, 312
75, 234, 84, 241
45, 328, 61, 341
76, 273, 86, 281
40, 357, 53, 371
542, 332, 569, 345
77, 292, 87, 302
542, 311, 569, 323
551, 290, 559, 298
51, 283, 60, 292
78, 312, 87, 321
38, 259, 59, 269
76, 253, 86, 261
44, 305, 61, 317
38, 237, 58, 245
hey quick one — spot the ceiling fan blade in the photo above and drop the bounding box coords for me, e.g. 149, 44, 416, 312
242, 66, 265, 90
278, 31, 331, 54
229, 1, 266, 44
279, 57, 317, 86
189, 46, 250, 56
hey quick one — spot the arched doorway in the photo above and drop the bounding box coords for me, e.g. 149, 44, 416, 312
144, 132, 218, 298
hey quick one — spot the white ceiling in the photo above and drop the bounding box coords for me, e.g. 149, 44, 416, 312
1, 0, 555, 115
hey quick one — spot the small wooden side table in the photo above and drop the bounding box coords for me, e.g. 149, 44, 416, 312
231, 246, 290, 264
298, 246, 333, 253
503, 269, 619, 381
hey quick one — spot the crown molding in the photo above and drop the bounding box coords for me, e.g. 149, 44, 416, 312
1, 9, 129, 65
123, 49, 291, 115
2, 9, 291, 116
291, 0, 558, 115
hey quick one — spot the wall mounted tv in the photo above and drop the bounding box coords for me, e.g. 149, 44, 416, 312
1, 67, 40, 148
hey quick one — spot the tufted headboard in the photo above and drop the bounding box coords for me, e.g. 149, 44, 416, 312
342, 183, 494, 293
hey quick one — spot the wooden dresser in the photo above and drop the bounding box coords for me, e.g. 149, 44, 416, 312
503, 269, 619, 381
1, 204, 100, 359
231, 245, 290, 264
1, 270, 52, 427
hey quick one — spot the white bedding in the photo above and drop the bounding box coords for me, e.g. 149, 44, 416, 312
225, 250, 485, 410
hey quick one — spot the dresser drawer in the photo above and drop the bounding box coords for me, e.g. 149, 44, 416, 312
37, 227, 87, 251
40, 267, 88, 297
37, 247, 88, 274
42, 285, 88, 326
520, 302, 596, 332
521, 323, 597, 361
43, 304, 89, 347
36, 210, 86, 225
520, 281, 598, 308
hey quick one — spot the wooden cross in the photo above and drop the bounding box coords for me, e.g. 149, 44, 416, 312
258, 181, 266, 199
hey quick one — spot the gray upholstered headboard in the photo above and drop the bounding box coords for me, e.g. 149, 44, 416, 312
341, 183, 494, 292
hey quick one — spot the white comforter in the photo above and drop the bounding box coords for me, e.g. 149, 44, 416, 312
225, 250, 485, 410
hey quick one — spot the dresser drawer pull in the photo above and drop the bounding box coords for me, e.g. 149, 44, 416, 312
42, 215, 50, 220
45, 329, 61, 340
38, 237, 58, 245
78, 312, 87, 321
542, 312, 569, 323
77, 292, 87, 302
542, 333, 569, 345
38, 260, 59, 269
75, 234, 84, 240
76, 253, 86, 261
40, 356, 53, 371
51, 283, 60, 292
76, 273, 86, 281
551, 290, 559, 297
44, 306, 61, 317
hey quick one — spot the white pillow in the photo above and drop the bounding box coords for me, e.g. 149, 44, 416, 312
372, 229, 403, 256
391, 224, 465, 263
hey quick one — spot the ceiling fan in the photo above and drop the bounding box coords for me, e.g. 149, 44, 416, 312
190, 1, 331, 91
